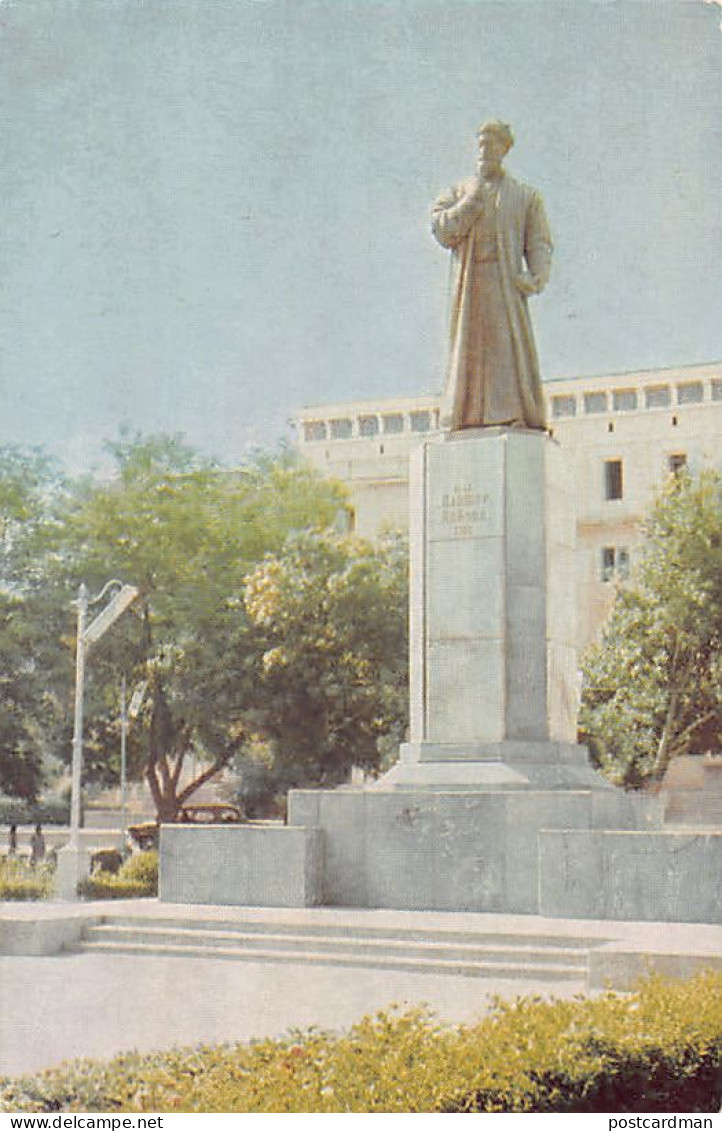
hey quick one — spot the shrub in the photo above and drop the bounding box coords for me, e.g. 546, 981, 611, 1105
119, 850, 159, 886
0, 858, 53, 901
0, 972, 720, 1112
90, 848, 124, 875
78, 850, 158, 900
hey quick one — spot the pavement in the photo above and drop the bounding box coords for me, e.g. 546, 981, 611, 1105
0, 949, 583, 1080
1, 901, 719, 1081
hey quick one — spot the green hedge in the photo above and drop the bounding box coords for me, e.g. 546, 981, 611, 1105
0, 858, 53, 901
78, 850, 158, 900
1, 973, 720, 1112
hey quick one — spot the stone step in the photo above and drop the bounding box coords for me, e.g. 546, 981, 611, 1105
103, 915, 597, 950
78, 923, 589, 969
72, 938, 586, 982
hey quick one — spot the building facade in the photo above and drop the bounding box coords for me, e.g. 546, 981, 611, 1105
292, 362, 722, 648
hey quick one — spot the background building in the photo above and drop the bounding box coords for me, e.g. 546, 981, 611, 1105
292, 361, 722, 647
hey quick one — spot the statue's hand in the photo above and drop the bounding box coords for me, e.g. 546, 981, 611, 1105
466, 175, 485, 201
515, 272, 540, 297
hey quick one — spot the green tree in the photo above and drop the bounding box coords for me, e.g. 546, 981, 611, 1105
0, 446, 68, 798
580, 469, 722, 786
0, 592, 45, 797
0, 445, 64, 564
241, 528, 409, 792
1, 433, 345, 815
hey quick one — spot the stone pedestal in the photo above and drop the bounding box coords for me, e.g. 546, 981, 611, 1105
383, 428, 597, 790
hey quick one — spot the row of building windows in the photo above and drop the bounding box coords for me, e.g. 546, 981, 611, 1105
303, 409, 438, 443
551, 378, 720, 419
302, 378, 719, 441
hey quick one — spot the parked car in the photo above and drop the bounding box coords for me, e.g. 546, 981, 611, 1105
128, 822, 159, 851
179, 804, 244, 824
128, 804, 244, 849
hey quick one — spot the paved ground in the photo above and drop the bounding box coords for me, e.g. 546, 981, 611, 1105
1, 902, 719, 1081
0, 949, 585, 1079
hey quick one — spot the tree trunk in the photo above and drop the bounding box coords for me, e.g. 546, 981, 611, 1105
651, 687, 679, 784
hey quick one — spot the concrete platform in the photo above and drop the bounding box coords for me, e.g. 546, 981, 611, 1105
2, 904, 720, 1078
1, 899, 719, 992
0, 948, 586, 1080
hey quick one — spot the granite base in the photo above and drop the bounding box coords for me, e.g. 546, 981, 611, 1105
539, 827, 722, 923
159, 824, 323, 907
286, 785, 669, 917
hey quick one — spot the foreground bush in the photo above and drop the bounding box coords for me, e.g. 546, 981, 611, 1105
1, 973, 720, 1113
78, 850, 158, 900
0, 857, 52, 901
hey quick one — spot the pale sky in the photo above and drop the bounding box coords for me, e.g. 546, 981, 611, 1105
1, 0, 720, 473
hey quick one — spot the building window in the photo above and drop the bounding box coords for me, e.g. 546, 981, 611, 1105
334, 505, 356, 534
358, 415, 379, 437
303, 420, 327, 442
711, 378, 722, 402
604, 459, 623, 501
409, 411, 431, 433
382, 413, 404, 434
601, 546, 630, 583
612, 389, 638, 412
329, 418, 353, 440
645, 385, 671, 409
618, 548, 630, 579
669, 453, 687, 476
584, 392, 607, 414
677, 381, 703, 405
551, 395, 576, 418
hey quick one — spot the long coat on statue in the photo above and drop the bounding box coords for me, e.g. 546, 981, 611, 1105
431, 171, 552, 431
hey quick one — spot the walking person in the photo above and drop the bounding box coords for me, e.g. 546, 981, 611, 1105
29, 823, 46, 866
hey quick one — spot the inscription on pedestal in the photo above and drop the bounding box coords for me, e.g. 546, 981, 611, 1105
439, 483, 491, 538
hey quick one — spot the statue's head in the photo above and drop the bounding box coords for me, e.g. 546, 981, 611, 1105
476, 120, 514, 159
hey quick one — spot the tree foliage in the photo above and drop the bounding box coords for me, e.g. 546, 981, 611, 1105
0, 434, 350, 815
239, 528, 409, 794
0, 446, 68, 798
580, 470, 722, 786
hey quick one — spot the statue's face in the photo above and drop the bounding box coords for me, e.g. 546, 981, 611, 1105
477, 131, 509, 167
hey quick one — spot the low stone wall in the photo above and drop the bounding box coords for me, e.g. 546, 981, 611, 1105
156, 794, 719, 924
588, 947, 722, 990
0, 912, 97, 956
539, 829, 722, 923
660, 755, 722, 825
159, 824, 324, 907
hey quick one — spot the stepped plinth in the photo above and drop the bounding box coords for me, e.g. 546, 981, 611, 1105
159, 429, 721, 923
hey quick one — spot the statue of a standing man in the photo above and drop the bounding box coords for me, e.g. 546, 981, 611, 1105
432, 121, 552, 431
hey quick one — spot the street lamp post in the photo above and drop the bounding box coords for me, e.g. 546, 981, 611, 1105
56, 579, 139, 900
120, 675, 128, 849
68, 584, 89, 848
